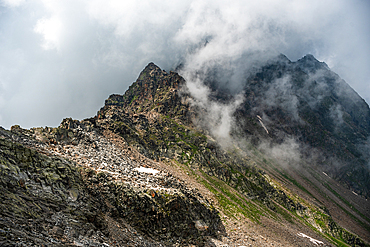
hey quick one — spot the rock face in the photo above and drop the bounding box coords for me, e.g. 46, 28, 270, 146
234, 54, 370, 197
0, 132, 116, 246
102, 62, 192, 125
194, 54, 370, 197
1, 57, 370, 246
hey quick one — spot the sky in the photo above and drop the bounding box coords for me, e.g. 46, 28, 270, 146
0, 0, 369, 129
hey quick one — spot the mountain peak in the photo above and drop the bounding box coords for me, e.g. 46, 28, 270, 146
276, 53, 291, 63
100, 62, 190, 124
302, 54, 316, 60
143, 62, 161, 72
137, 62, 165, 81
295, 54, 329, 73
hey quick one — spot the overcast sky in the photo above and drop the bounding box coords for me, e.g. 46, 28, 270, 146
0, 0, 369, 129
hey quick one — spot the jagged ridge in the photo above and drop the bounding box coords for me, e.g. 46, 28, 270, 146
1, 56, 369, 246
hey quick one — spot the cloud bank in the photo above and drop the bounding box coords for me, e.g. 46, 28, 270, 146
0, 0, 369, 129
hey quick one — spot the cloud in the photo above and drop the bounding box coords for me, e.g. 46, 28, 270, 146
1, 0, 25, 7
356, 136, 370, 170
258, 137, 302, 167
34, 16, 63, 51
0, 0, 369, 129
184, 75, 245, 145
257, 75, 301, 122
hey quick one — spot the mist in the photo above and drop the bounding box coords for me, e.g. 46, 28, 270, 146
0, 0, 369, 130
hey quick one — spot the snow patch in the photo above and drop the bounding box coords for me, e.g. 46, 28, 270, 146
297, 233, 324, 246
134, 167, 160, 175
257, 115, 269, 134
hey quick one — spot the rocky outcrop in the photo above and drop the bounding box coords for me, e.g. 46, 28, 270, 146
0, 133, 114, 246
0, 123, 225, 246
101, 62, 192, 125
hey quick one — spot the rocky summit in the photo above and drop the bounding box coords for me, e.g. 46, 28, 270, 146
1, 55, 370, 246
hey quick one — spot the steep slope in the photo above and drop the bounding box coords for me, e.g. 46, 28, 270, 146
96, 61, 369, 246
198, 54, 370, 242
232, 54, 370, 197
225, 54, 370, 241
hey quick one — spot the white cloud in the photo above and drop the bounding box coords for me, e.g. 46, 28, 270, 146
34, 16, 63, 50
1, 0, 25, 7
185, 74, 245, 144
259, 137, 302, 167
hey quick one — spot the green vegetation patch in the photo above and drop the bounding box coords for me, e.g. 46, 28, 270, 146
199, 171, 264, 222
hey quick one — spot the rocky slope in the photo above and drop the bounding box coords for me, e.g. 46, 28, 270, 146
1, 121, 226, 246
95, 61, 369, 245
1, 57, 369, 246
